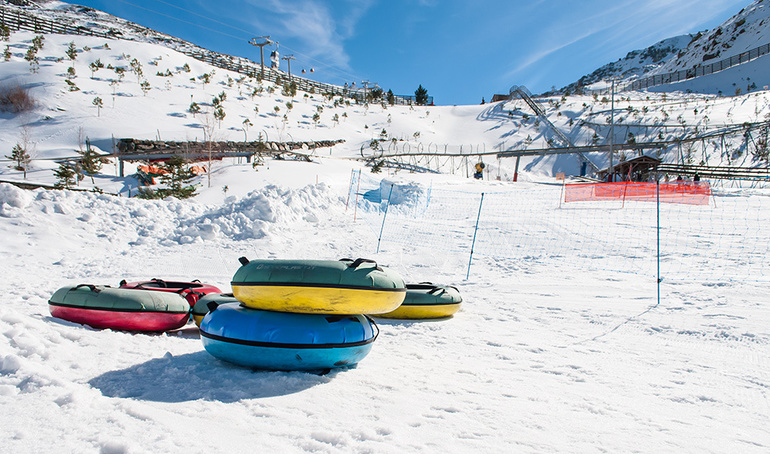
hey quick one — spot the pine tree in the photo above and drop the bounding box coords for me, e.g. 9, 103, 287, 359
88, 58, 104, 78
24, 47, 38, 73
0, 24, 10, 42
31, 35, 44, 51
53, 163, 77, 189
139, 155, 198, 199
65, 42, 77, 61
78, 138, 102, 184
387, 89, 395, 105
188, 101, 200, 117
129, 58, 143, 82
414, 85, 428, 105
6, 143, 31, 177
92, 97, 103, 116
214, 106, 226, 127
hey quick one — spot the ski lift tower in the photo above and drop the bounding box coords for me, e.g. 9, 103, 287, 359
282, 54, 296, 82
248, 36, 273, 79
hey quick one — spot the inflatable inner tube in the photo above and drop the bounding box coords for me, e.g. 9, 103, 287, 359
192, 293, 238, 327
49, 284, 191, 331
231, 257, 406, 314
119, 279, 222, 307
200, 302, 378, 371
376, 283, 462, 320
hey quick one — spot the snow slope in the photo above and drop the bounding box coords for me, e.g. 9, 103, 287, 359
559, 34, 694, 92
0, 3, 768, 454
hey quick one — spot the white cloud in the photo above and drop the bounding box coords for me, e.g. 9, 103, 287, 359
236, 0, 374, 71
501, 0, 747, 82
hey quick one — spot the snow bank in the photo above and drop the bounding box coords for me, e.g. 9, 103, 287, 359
170, 183, 340, 243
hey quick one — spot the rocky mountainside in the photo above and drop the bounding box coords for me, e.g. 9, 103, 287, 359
559, 34, 694, 93
559, 0, 770, 93
650, 0, 770, 74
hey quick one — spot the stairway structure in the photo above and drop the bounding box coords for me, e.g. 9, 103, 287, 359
509, 85, 600, 173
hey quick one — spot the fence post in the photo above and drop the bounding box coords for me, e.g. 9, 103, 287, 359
345, 169, 355, 211
376, 184, 394, 254
466, 192, 485, 280
656, 181, 661, 308
353, 171, 361, 222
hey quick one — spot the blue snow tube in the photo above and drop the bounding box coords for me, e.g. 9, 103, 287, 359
200, 302, 378, 371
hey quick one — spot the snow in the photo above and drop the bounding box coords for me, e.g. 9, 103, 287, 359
0, 5, 769, 454
3, 171, 770, 453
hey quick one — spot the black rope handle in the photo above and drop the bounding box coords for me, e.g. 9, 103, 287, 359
365, 315, 380, 341
150, 278, 167, 288
72, 284, 101, 293
428, 286, 446, 296
340, 258, 383, 272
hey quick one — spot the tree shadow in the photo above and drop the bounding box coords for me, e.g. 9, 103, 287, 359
89, 350, 344, 403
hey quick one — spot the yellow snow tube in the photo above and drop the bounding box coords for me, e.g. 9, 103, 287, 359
231, 258, 406, 315
376, 283, 462, 320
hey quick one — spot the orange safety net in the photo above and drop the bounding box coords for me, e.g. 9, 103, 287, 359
564, 181, 712, 205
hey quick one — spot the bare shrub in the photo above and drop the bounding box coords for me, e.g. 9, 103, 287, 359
0, 84, 36, 113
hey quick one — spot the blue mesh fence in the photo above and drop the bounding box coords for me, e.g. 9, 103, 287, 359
349, 170, 770, 283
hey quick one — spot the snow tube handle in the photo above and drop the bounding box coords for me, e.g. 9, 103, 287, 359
148, 278, 167, 288
72, 284, 101, 294
428, 286, 445, 296
207, 301, 220, 313
365, 315, 380, 342
340, 258, 383, 272
238, 256, 250, 266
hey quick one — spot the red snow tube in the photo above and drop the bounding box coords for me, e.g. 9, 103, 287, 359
119, 279, 222, 307
49, 284, 191, 332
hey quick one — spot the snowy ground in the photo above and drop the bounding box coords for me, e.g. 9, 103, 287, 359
1, 158, 769, 453
0, 15, 769, 454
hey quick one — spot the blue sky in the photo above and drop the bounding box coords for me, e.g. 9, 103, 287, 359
62, 0, 750, 105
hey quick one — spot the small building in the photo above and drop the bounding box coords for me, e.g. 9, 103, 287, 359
597, 155, 661, 182
491, 94, 510, 102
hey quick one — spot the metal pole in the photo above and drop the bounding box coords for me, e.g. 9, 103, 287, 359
345, 169, 355, 211
353, 172, 361, 222
282, 55, 295, 82
376, 184, 395, 254
249, 36, 272, 80
656, 180, 661, 308
514, 155, 520, 182
466, 192, 485, 280
609, 80, 615, 182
